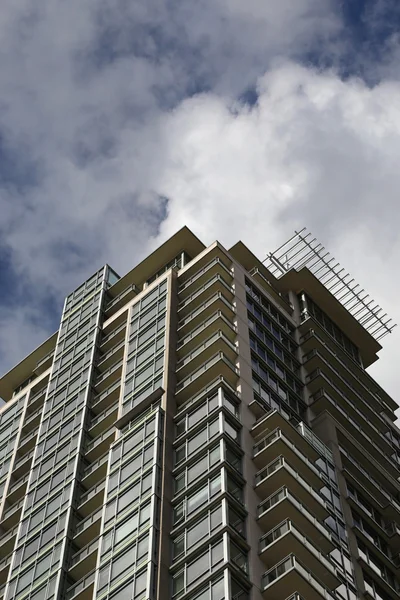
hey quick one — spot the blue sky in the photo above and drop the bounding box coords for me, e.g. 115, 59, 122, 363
0, 0, 400, 409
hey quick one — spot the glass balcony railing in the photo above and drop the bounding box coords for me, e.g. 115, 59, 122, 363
97, 340, 125, 368
259, 520, 337, 576
340, 446, 400, 516
176, 352, 238, 392
255, 457, 327, 513
257, 486, 333, 545
82, 452, 109, 480
100, 322, 126, 348
177, 331, 237, 371
179, 257, 233, 294
65, 570, 95, 600
261, 555, 336, 600
70, 538, 99, 568
105, 283, 139, 313
178, 275, 234, 312
178, 293, 235, 330
75, 508, 102, 536
85, 428, 116, 454
177, 311, 236, 350
253, 428, 321, 479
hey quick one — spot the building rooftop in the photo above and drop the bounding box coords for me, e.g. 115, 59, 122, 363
0, 226, 396, 404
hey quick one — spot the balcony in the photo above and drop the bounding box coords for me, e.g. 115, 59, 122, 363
299, 328, 388, 413
177, 311, 236, 360
177, 292, 235, 338
87, 402, 118, 438
0, 552, 12, 585
6, 472, 30, 504
304, 350, 386, 432
261, 555, 337, 600
97, 340, 125, 373
93, 359, 123, 393
0, 498, 24, 529
255, 457, 329, 520
178, 275, 235, 318
340, 451, 400, 523
18, 427, 38, 454
249, 267, 294, 314
179, 249, 232, 286
65, 569, 95, 600
0, 526, 18, 558
73, 508, 102, 548
22, 406, 42, 432
310, 388, 394, 469
358, 552, 400, 600
337, 429, 398, 497
175, 352, 239, 404
176, 331, 237, 380
81, 453, 109, 490
69, 538, 99, 582
77, 480, 106, 518
34, 349, 55, 375
104, 282, 139, 317
259, 521, 339, 589
179, 256, 233, 298
100, 320, 127, 353
251, 411, 319, 462
253, 428, 322, 489
353, 523, 400, 578
85, 427, 116, 462
27, 384, 47, 410
12, 449, 34, 479
90, 379, 121, 415
257, 487, 334, 554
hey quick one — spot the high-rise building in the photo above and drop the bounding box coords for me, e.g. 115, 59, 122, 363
0, 225, 399, 600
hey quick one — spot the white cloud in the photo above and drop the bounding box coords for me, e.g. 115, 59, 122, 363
153, 62, 400, 406
0, 1, 399, 417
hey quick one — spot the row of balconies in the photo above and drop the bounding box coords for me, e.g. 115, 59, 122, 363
300, 328, 388, 418
304, 351, 394, 449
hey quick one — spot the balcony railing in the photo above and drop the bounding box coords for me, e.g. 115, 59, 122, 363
177, 331, 237, 372
65, 570, 95, 600
176, 352, 238, 392
257, 486, 334, 548
78, 480, 105, 508
179, 257, 233, 294
178, 292, 235, 330
259, 520, 337, 578
13, 449, 35, 471
75, 508, 102, 536
28, 385, 47, 405
85, 428, 116, 454
82, 452, 109, 480
261, 555, 336, 599
305, 350, 391, 434
70, 538, 99, 568
100, 322, 126, 348
340, 447, 400, 516
177, 311, 236, 350
178, 275, 234, 313
301, 330, 386, 411
94, 360, 123, 387
104, 283, 139, 314
255, 457, 328, 516
253, 428, 321, 480
90, 380, 121, 410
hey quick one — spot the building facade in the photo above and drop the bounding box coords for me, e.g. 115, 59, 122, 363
0, 226, 399, 600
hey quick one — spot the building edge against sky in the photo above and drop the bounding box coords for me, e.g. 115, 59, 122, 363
0, 225, 399, 600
